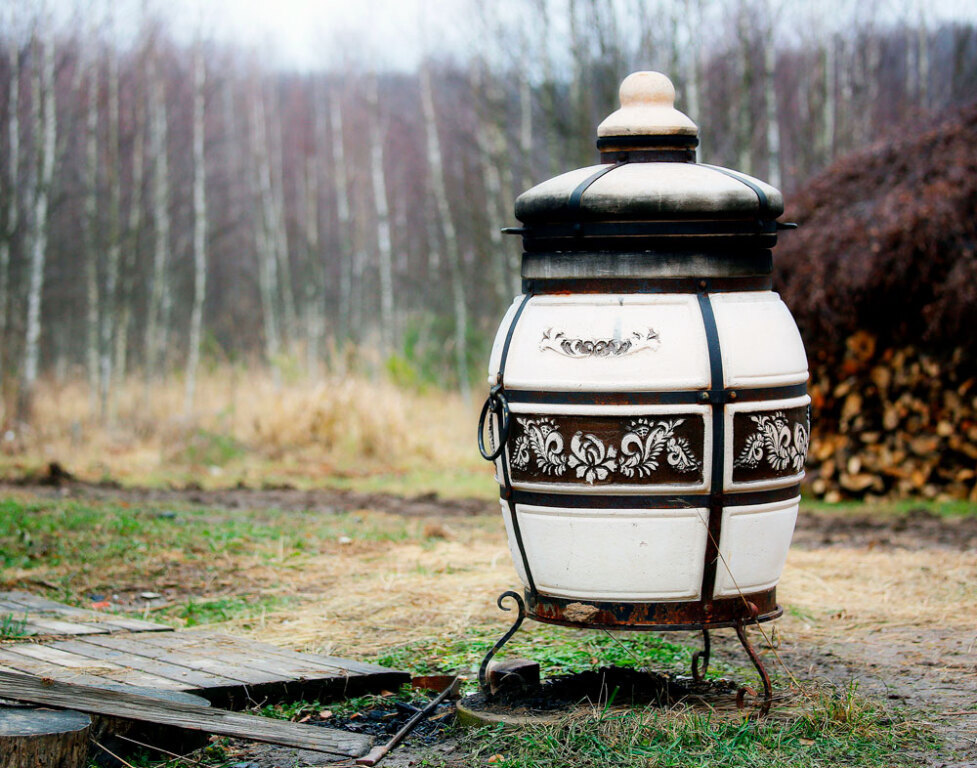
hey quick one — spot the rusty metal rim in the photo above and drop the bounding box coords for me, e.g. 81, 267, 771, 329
525, 589, 781, 631
524, 609, 782, 632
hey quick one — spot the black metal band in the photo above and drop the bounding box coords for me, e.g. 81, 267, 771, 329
495, 293, 537, 596
504, 382, 808, 407
697, 291, 725, 603
509, 484, 802, 509
699, 164, 770, 215
567, 161, 625, 213
596, 134, 699, 151
523, 275, 773, 295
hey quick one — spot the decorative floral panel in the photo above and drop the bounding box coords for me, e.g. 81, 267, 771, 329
508, 413, 705, 486
731, 405, 810, 483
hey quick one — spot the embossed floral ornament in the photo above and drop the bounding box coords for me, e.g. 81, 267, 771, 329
539, 327, 660, 358
568, 432, 618, 484
619, 418, 701, 477
735, 411, 809, 474
509, 415, 703, 484
511, 417, 567, 476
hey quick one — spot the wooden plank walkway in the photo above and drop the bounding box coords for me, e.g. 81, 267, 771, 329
0, 592, 409, 708
0, 590, 171, 636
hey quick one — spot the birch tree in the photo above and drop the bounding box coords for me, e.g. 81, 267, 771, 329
763, 5, 782, 188
420, 63, 470, 403
185, 40, 207, 412
18, 26, 57, 419
250, 80, 281, 370
145, 46, 170, 385
367, 73, 395, 351
329, 88, 353, 346
0, 36, 21, 372
268, 87, 296, 347
83, 25, 100, 411
115, 69, 147, 384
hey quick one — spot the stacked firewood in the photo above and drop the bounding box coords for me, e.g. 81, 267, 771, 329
805, 332, 976, 501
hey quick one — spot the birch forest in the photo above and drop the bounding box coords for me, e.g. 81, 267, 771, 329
1, 0, 976, 422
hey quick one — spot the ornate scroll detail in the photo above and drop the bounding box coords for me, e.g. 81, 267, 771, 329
619, 418, 701, 477
509, 414, 702, 486
733, 408, 809, 480
510, 418, 567, 476
539, 328, 660, 358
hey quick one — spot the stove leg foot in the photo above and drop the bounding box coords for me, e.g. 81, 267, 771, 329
691, 628, 711, 683
734, 620, 773, 717
478, 591, 527, 694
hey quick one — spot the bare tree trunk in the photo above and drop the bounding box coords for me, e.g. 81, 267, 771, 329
917, 5, 929, 109
1, 37, 21, 375
472, 64, 517, 310
822, 34, 836, 161
98, 10, 121, 420
185, 41, 206, 412
145, 51, 170, 386
838, 34, 853, 153
367, 74, 395, 353
18, 29, 57, 420
763, 20, 781, 189
301, 155, 321, 376
735, 5, 754, 175
268, 88, 296, 349
115, 72, 146, 385
250, 82, 281, 372
534, 0, 561, 176
329, 91, 352, 346
420, 64, 470, 404
83, 38, 100, 413
518, 62, 533, 191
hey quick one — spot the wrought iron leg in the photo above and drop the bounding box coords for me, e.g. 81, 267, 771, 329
734, 620, 773, 717
478, 591, 527, 693
691, 628, 711, 683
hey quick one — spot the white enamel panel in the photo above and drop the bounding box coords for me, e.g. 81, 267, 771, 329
711, 292, 808, 387
514, 503, 708, 601
724, 395, 810, 491
500, 500, 529, 585
712, 497, 799, 598
496, 294, 710, 392
506, 403, 711, 494
487, 295, 524, 383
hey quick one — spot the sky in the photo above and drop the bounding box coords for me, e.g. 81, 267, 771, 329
17, 0, 977, 72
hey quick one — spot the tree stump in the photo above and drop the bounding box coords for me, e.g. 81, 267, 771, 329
0, 707, 91, 768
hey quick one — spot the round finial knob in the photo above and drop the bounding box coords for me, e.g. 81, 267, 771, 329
619, 71, 675, 108
597, 71, 698, 138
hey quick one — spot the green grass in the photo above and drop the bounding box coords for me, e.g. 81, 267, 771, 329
800, 493, 976, 518
376, 623, 731, 682
0, 611, 28, 638
455, 683, 933, 768
0, 496, 423, 624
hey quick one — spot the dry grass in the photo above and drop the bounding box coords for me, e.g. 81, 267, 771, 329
0, 368, 480, 491
211, 515, 977, 672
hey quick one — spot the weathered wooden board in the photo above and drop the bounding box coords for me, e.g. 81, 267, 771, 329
0, 670, 373, 758
0, 591, 170, 636
0, 594, 410, 708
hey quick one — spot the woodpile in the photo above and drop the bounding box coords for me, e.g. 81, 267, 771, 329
805, 332, 976, 501
773, 103, 977, 500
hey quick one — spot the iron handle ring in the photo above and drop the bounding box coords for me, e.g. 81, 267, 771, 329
477, 388, 510, 461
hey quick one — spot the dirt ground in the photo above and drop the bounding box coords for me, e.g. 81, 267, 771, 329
6, 478, 977, 766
